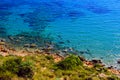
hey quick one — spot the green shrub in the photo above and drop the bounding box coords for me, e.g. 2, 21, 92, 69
2, 57, 21, 73
0, 75, 12, 80
1, 57, 33, 78
107, 76, 119, 80
0, 71, 14, 80
17, 61, 33, 78
57, 55, 83, 70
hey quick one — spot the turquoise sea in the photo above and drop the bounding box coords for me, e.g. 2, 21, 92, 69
1, 0, 120, 68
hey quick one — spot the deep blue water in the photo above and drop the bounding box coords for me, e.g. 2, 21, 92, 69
1, 0, 120, 68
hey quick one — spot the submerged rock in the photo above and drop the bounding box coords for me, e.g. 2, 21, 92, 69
91, 59, 102, 64
117, 59, 120, 64
0, 38, 6, 45
30, 44, 37, 48
24, 44, 30, 47
8, 36, 14, 41
0, 38, 6, 42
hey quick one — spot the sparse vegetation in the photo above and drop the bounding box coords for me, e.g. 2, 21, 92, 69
0, 54, 119, 80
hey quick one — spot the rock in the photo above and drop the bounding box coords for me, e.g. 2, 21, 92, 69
9, 48, 16, 51
0, 38, 5, 42
47, 45, 54, 50
79, 51, 87, 54
0, 52, 8, 57
108, 69, 120, 75
30, 44, 37, 48
99, 73, 107, 78
47, 47, 53, 50
0, 46, 8, 52
8, 36, 14, 41
0, 38, 6, 42
15, 39, 20, 42
52, 54, 63, 63
1, 49, 8, 52
24, 44, 30, 47
117, 59, 120, 64
84, 61, 93, 68
0, 42, 5, 45
108, 66, 113, 69
42, 45, 54, 52
18, 36, 23, 39
26, 48, 33, 53
34, 49, 43, 53
58, 51, 67, 57
91, 59, 102, 64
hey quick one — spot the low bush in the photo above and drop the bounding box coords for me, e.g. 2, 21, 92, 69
2, 57, 21, 73
57, 55, 83, 70
1, 57, 33, 78
17, 61, 33, 78
0, 71, 14, 80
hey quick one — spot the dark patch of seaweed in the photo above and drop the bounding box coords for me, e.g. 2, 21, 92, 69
0, 27, 7, 38
67, 10, 85, 18
87, 4, 111, 14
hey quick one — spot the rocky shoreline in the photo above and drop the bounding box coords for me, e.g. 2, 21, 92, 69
0, 37, 120, 79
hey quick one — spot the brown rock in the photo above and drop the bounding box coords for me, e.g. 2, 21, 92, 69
34, 49, 43, 54
0, 42, 5, 45
0, 52, 9, 56
109, 69, 120, 75
52, 54, 64, 63
9, 48, 16, 51
84, 61, 93, 68
99, 73, 107, 78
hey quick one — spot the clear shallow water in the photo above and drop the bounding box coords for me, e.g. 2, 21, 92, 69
1, 0, 120, 68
